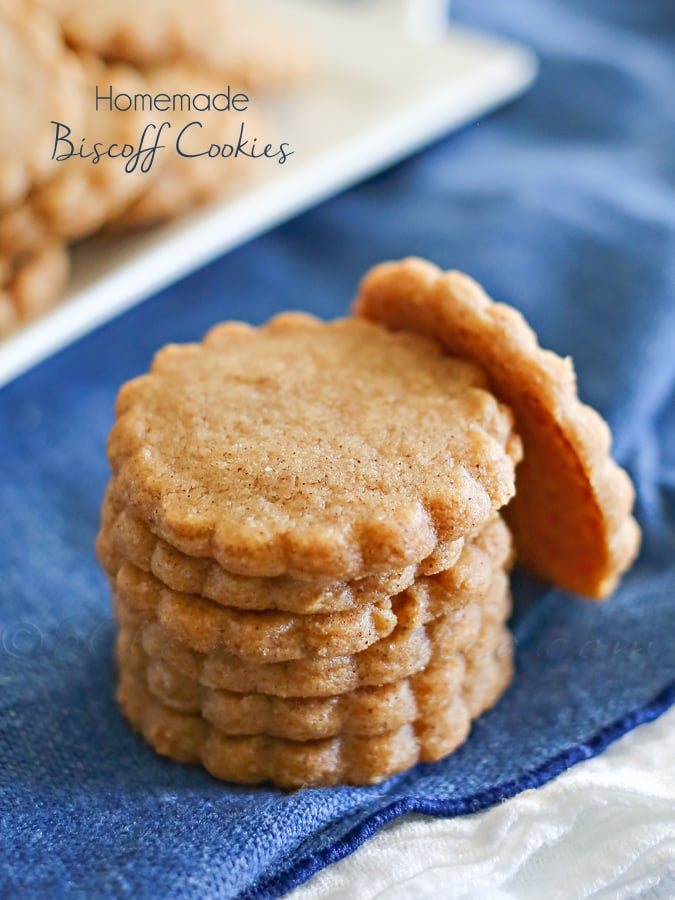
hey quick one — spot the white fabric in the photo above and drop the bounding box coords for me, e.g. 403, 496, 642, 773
290, 707, 675, 899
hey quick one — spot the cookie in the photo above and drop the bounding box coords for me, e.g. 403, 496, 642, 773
39, 0, 311, 91
99, 482, 468, 613
107, 64, 263, 231
416, 538, 469, 577
118, 568, 511, 697
119, 609, 511, 741
0, 2, 85, 213
108, 315, 522, 580
0, 56, 151, 255
0, 241, 70, 336
116, 633, 512, 787
0, 288, 17, 338
100, 499, 418, 614
103, 518, 508, 663
354, 258, 641, 598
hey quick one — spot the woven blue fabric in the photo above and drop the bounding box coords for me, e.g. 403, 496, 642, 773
1, 0, 674, 896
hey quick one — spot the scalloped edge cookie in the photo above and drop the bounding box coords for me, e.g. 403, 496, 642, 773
117, 569, 511, 697
118, 607, 511, 742
98, 481, 467, 614
108, 314, 522, 580
353, 258, 641, 598
117, 631, 512, 787
101, 513, 511, 663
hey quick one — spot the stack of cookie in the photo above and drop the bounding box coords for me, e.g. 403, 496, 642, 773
97, 261, 640, 788
97, 314, 525, 787
0, 0, 309, 337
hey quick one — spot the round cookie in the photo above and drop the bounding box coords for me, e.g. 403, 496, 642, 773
354, 258, 641, 598
38, 0, 311, 91
117, 633, 512, 787
0, 2, 85, 213
99, 482, 472, 613
108, 314, 522, 580
104, 521, 507, 663
118, 569, 512, 698
0, 241, 70, 336
119, 610, 512, 742
99, 482, 511, 615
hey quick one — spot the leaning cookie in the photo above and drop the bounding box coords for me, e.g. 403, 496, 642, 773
107, 315, 522, 580
354, 258, 641, 598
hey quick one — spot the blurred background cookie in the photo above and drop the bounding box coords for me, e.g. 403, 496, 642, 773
38, 0, 311, 90
0, 240, 70, 336
0, 0, 310, 336
0, 0, 85, 212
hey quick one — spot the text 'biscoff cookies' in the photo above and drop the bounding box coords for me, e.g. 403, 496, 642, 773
0, 0, 310, 336
99, 261, 640, 788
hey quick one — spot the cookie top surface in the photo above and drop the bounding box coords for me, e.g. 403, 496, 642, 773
108, 314, 521, 579
354, 258, 641, 598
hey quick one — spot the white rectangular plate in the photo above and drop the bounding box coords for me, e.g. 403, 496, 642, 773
0, 0, 536, 387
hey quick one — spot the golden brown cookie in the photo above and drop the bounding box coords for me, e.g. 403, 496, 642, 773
0, 241, 70, 336
0, 2, 85, 213
99, 481, 510, 616
39, 0, 311, 91
118, 609, 511, 741
118, 568, 511, 697
0, 56, 151, 256
99, 495, 418, 614
354, 258, 641, 598
107, 315, 522, 580
103, 516, 509, 663
117, 632, 512, 787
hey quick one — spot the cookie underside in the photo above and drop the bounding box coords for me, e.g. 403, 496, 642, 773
354, 258, 641, 599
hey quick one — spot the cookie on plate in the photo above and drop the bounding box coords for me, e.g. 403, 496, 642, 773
0, 242, 70, 336
38, 0, 311, 91
0, 57, 152, 256
107, 64, 264, 231
0, 2, 85, 213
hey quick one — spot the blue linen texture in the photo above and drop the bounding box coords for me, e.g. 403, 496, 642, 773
1, 0, 674, 897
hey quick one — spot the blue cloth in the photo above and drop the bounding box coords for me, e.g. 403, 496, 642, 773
1, 0, 674, 896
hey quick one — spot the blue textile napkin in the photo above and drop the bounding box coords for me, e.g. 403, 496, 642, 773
1, 0, 674, 897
